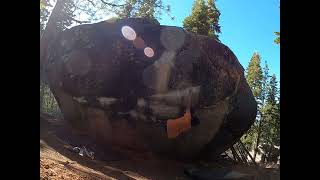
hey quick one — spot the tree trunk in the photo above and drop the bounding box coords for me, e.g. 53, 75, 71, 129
41, 0, 66, 116
230, 146, 241, 163
239, 140, 257, 167
40, 83, 44, 112
253, 113, 263, 161
40, 0, 65, 67
237, 143, 248, 163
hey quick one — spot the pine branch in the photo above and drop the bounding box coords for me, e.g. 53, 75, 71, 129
87, 0, 96, 6
70, 17, 90, 24
100, 0, 125, 7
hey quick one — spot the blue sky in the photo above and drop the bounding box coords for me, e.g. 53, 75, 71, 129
159, 0, 280, 81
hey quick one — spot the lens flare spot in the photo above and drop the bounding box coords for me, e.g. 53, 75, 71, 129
144, 47, 154, 58
121, 26, 136, 41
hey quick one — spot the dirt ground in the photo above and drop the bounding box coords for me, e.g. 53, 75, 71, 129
40, 114, 280, 180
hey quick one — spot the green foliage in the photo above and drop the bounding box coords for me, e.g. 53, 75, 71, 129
41, 0, 172, 34
135, 0, 157, 19
183, 0, 210, 36
207, 0, 221, 38
243, 58, 280, 162
260, 101, 280, 147
40, 0, 47, 10
267, 74, 278, 105
115, 0, 172, 20
261, 62, 270, 103
241, 122, 258, 150
245, 52, 264, 102
274, 32, 280, 44
242, 57, 268, 155
261, 74, 280, 146
56, 0, 77, 31
40, 0, 77, 34
72, 0, 115, 23
183, 0, 220, 39
116, 0, 136, 18
40, 83, 61, 116
40, 0, 50, 34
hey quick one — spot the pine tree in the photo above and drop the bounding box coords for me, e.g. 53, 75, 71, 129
115, 0, 172, 20
207, 0, 221, 38
135, 0, 157, 19
183, 0, 220, 39
267, 74, 278, 105
183, 0, 210, 36
246, 52, 264, 102
244, 57, 280, 163
116, 0, 136, 18
257, 61, 270, 110
274, 32, 280, 44
252, 61, 272, 161
244, 52, 264, 160
259, 74, 280, 162
264, 74, 279, 147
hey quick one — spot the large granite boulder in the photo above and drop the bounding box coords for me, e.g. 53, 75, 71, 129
44, 18, 257, 160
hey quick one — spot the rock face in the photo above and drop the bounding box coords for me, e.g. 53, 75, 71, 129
45, 18, 257, 160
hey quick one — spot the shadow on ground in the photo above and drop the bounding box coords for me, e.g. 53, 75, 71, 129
40, 114, 279, 180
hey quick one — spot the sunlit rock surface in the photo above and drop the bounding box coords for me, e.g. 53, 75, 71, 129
45, 18, 257, 160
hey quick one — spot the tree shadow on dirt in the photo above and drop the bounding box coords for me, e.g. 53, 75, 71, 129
40, 115, 191, 180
